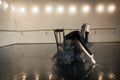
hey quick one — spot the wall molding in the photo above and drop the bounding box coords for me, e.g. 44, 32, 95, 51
0, 27, 117, 32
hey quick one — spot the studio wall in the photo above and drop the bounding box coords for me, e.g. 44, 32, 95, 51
0, 0, 120, 46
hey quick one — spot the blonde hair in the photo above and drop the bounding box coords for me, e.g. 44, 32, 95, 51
81, 23, 90, 39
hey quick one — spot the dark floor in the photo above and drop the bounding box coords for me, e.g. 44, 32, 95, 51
0, 43, 120, 80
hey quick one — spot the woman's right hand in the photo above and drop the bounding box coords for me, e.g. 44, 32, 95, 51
90, 57, 96, 64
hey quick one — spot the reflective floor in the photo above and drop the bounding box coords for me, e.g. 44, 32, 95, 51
0, 43, 120, 80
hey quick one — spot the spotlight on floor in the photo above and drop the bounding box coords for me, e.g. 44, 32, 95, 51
82, 5, 90, 14
107, 72, 116, 80
96, 4, 104, 13
45, 5, 52, 14
32, 6, 39, 14
56, 6, 64, 14
107, 4, 116, 13
22, 75, 27, 80
35, 74, 40, 80
49, 73, 53, 80
68, 5, 77, 14
98, 72, 104, 80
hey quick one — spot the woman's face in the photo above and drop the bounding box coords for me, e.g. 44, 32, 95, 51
85, 24, 90, 32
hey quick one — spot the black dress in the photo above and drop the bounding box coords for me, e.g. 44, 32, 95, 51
64, 30, 92, 55
64, 30, 93, 80
52, 30, 93, 80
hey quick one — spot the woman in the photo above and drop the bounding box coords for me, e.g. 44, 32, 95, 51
63, 23, 96, 80
51, 23, 96, 80
64, 23, 94, 58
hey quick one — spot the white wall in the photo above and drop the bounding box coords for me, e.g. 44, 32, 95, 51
0, 32, 16, 46
0, 0, 120, 46
16, 31, 55, 43
0, 5, 16, 46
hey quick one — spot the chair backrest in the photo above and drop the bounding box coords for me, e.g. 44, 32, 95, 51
54, 29, 65, 53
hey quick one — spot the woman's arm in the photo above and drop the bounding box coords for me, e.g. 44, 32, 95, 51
77, 41, 96, 64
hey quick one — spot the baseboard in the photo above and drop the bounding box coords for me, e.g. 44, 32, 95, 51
0, 41, 120, 48
0, 43, 16, 48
